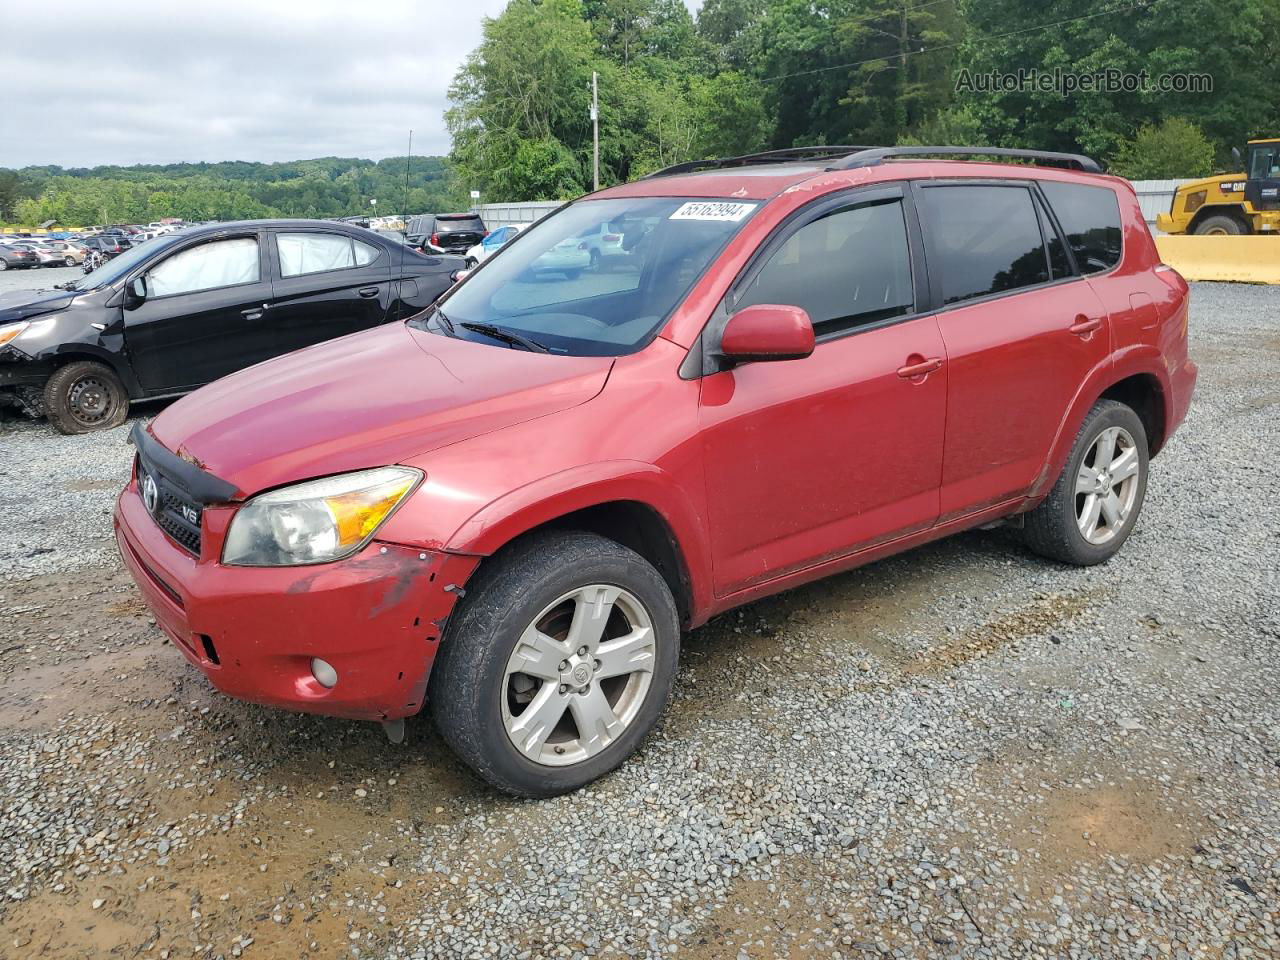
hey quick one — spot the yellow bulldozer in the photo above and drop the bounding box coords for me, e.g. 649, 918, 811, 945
1156, 138, 1280, 235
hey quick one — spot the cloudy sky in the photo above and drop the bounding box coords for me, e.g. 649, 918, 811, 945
0, 1, 700, 169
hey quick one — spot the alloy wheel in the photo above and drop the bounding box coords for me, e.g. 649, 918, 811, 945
502, 584, 656, 767
1074, 426, 1140, 545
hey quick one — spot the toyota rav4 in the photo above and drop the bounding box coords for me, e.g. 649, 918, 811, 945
114, 146, 1197, 797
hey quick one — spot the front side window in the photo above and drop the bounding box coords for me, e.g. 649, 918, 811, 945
1039, 181, 1123, 275
277, 232, 378, 277
918, 185, 1049, 304
422, 196, 756, 356
736, 199, 914, 335
146, 237, 260, 297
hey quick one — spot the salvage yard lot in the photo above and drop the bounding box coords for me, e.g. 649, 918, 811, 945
1, 283, 1277, 958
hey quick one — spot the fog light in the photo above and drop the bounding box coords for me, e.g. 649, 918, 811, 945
311, 657, 338, 688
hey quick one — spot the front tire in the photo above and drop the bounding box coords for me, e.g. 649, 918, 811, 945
42, 361, 130, 434
1022, 399, 1148, 566
429, 531, 680, 797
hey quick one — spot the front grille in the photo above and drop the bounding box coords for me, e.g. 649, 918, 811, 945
137, 455, 203, 556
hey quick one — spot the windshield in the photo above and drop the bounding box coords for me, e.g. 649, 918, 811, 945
70, 233, 184, 290
420, 196, 756, 356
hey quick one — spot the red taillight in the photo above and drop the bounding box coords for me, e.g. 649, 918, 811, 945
603, 233, 621, 242
430, 233, 439, 247
483, 230, 490, 238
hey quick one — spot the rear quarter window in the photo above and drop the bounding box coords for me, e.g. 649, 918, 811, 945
1040, 181, 1123, 274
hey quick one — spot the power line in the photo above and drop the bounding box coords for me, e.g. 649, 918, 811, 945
758, 0, 1165, 84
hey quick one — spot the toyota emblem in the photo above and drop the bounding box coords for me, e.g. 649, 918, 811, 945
142, 473, 159, 515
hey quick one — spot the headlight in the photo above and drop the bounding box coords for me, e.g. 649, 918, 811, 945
1185, 190, 1206, 213
0, 322, 29, 348
222, 466, 421, 566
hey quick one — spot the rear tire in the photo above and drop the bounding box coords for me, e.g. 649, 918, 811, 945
1022, 399, 1148, 566
1193, 214, 1247, 236
43, 361, 130, 434
429, 531, 680, 797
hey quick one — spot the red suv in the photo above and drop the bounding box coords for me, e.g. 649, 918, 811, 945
114, 146, 1196, 796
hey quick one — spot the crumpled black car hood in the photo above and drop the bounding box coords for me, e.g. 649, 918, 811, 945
0, 287, 78, 324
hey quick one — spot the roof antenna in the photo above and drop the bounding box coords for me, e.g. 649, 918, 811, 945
397, 129, 412, 323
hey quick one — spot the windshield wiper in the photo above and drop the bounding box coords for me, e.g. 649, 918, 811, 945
460, 321, 550, 353
433, 306, 457, 336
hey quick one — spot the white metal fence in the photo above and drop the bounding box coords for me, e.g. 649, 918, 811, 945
1129, 179, 1193, 227
473, 201, 562, 229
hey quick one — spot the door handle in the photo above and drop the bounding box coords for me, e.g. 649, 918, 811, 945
897, 356, 943, 380
1069, 315, 1103, 337
357, 286, 380, 298
241, 303, 269, 320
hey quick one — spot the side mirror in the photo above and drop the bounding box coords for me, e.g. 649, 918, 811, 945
125, 276, 148, 308
1232, 146, 1243, 166
720, 304, 814, 364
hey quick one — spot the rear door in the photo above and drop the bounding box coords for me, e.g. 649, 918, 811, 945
266, 229, 391, 356
916, 181, 1111, 519
123, 231, 274, 392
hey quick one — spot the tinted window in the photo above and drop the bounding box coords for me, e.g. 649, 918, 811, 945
918, 186, 1048, 304
436, 216, 484, 234
147, 238, 260, 297
737, 199, 914, 335
1039, 182, 1123, 275
1036, 197, 1072, 280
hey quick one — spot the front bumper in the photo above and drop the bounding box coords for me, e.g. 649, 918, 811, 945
114, 479, 479, 722
1154, 213, 1179, 234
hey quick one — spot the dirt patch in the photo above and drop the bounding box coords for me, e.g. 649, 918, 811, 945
903, 588, 1102, 676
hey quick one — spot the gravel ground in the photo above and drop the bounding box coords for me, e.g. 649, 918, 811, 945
0, 282, 1277, 959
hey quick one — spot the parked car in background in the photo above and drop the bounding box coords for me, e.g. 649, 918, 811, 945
0, 245, 39, 270
108, 146, 1198, 797
12, 242, 66, 268
38, 241, 88, 266
80, 235, 132, 272
410, 213, 488, 257
464, 223, 527, 265
0, 219, 462, 432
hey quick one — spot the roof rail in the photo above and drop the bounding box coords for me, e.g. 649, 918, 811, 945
645, 145, 881, 179
826, 146, 1104, 173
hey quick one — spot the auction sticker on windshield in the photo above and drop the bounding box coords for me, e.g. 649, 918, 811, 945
669, 201, 757, 222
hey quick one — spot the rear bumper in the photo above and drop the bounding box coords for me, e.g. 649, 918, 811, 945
114, 481, 479, 722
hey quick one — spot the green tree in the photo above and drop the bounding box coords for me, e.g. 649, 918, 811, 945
1111, 117, 1215, 179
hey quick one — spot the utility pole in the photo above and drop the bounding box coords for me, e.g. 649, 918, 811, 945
591, 70, 600, 191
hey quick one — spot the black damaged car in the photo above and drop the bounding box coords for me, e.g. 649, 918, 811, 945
0, 220, 462, 433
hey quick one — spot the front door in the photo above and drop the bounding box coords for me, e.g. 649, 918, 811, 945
123, 233, 273, 393
266, 230, 391, 356
698, 190, 947, 596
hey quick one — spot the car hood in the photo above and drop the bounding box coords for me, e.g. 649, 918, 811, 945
148, 321, 613, 497
0, 287, 77, 323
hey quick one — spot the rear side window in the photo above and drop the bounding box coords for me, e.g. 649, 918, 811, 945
1040, 182, 1123, 274
277, 233, 379, 277
917, 185, 1048, 304
737, 198, 914, 335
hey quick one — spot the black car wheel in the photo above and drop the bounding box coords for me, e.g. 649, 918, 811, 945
43, 361, 130, 435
